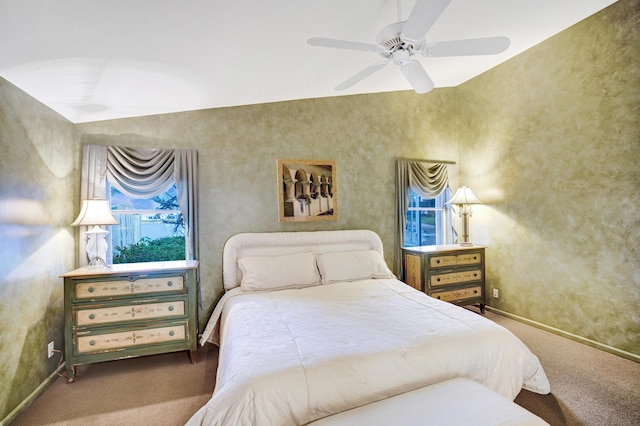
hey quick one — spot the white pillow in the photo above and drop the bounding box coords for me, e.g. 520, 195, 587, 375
316, 250, 394, 284
238, 251, 321, 291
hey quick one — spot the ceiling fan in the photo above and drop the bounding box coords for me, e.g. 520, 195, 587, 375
307, 0, 510, 94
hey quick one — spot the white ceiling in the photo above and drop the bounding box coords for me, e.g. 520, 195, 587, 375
0, 0, 617, 123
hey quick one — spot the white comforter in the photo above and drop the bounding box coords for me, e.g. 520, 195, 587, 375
187, 279, 550, 426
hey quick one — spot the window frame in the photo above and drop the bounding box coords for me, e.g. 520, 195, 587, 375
107, 181, 186, 264
404, 189, 450, 247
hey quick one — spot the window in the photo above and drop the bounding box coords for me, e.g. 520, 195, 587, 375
109, 183, 186, 264
404, 190, 449, 247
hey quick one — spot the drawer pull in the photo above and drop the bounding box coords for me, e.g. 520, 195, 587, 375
88, 287, 94, 293
167, 280, 174, 287
169, 331, 175, 336
89, 340, 96, 346
89, 314, 95, 320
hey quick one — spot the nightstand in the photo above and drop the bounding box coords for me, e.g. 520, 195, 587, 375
402, 245, 485, 313
60, 260, 199, 382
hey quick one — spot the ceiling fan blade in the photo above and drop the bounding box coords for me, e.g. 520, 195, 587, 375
400, 60, 434, 94
424, 36, 511, 57
308, 37, 382, 53
335, 61, 389, 91
401, 0, 452, 43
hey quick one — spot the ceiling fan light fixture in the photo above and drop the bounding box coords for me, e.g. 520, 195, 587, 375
392, 49, 410, 66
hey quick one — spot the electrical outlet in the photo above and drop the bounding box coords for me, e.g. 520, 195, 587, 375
493, 288, 499, 299
48, 341, 55, 358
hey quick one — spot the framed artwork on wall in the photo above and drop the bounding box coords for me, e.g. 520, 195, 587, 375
277, 159, 337, 222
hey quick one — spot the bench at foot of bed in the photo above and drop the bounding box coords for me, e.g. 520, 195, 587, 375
309, 378, 548, 426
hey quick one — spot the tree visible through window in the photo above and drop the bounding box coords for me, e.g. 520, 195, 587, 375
109, 183, 186, 264
404, 190, 447, 247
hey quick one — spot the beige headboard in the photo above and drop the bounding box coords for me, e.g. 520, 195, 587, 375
222, 230, 384, 290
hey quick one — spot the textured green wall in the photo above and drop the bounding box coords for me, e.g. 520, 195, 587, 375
77, 91, 461, 321
0, 78, 78, 420
456, 0, 639, 356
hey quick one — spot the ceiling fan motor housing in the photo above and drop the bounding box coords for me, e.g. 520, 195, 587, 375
376, 22, 424, 59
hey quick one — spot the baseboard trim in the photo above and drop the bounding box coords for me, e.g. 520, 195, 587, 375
0, 363, 65, 426
486, 306, 640, 363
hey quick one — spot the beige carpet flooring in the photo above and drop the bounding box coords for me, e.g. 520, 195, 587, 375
11, 311, 640, 426
490, 313, 640, 426
11, 345, 219, 426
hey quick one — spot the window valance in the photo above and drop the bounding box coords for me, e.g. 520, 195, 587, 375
107, 145, 176, 198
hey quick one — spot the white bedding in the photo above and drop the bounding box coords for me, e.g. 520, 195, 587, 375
187, 278, 550, 426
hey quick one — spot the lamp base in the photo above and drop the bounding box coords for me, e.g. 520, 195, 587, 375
87, 256, 110, 269
85, 227, 111, 268
459, 242, 474, 247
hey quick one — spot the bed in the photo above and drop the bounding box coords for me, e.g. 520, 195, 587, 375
187, 230, 550, 426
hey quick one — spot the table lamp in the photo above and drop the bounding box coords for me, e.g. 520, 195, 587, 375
447, 186, 482, 246
71, 199, 119, 267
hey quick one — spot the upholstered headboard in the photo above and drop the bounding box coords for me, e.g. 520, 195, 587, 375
222, 230, 384, 290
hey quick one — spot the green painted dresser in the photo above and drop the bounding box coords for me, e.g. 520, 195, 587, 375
60, 260, 199, 382
402, 245, 486, 313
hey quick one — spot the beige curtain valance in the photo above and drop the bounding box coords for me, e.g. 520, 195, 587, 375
107, 146, 176, 198
408, 161, 449, 198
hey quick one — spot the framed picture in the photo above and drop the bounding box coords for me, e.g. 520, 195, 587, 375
277, 159, 337, 222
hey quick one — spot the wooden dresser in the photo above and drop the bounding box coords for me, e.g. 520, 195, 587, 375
61, 260, 199, 382
402, 245, 486, 313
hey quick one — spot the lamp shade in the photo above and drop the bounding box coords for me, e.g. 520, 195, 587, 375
447, 186, 482, 205
71, 199, 119, 226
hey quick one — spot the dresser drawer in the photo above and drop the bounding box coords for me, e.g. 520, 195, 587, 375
429, 269, 482, 287
432, 286, 482, 303
75, 322, 189, 355
74, 298, 187, 327
73, 275, 184, 300
429, 252, 482, 269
